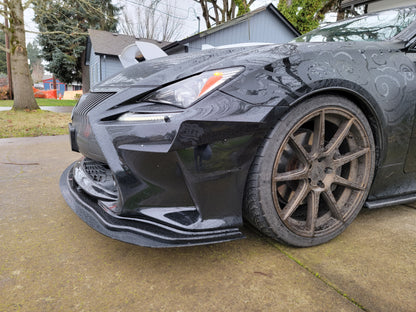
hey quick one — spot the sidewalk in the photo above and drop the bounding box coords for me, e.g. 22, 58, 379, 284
0, 135, 415, 311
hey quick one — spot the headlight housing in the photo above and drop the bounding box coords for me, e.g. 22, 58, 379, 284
144, 67, 244, 108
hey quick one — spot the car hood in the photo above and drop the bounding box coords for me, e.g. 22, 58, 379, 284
91, 40, 401, 94
91, 43, 299, 92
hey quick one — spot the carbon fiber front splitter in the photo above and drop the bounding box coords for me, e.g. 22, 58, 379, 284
60, 162, 244, 248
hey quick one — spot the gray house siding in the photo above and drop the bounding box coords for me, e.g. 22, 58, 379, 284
100, 55, 122, 80
249, 12, 296, 43
368, 0, 415, 11
341, 0, 415, 12
89, 46, 101, 88
89, 47, 125, 88
187, 11, 297, 52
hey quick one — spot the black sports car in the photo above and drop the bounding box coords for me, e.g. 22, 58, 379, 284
61, 6, 416, 247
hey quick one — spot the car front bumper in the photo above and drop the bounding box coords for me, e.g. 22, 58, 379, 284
60, 160, 245, 247
60, 89, 282, 247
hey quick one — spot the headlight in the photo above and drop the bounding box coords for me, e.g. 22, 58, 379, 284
144, 67, 244, 108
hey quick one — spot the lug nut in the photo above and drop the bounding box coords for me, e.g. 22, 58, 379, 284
325, 167, 333, 174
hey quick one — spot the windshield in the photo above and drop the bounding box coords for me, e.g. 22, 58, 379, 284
295, 7, 416, 42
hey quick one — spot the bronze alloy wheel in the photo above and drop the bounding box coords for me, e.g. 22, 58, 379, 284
244, 95, 375, 247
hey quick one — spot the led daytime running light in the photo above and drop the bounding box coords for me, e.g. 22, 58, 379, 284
118, 113, 172, 122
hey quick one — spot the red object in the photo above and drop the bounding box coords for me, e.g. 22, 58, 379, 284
33, 87, 57, 99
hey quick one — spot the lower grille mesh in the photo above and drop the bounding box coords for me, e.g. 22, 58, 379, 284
83, 158, 113, 185
72, 158, 118, 202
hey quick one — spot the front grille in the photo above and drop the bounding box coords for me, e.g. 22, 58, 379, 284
73, 158, 118, 202
83, 158, 115, 189
73, 92, 115, 116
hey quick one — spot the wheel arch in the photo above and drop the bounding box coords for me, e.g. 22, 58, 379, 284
266, 87, 385, 169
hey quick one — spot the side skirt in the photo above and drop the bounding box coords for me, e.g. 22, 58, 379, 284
365, 193, 416, 209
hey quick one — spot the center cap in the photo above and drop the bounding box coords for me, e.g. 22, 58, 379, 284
309, 158, 333, 188
310, 161, 325, 180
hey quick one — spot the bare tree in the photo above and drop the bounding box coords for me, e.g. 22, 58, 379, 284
1, 0, 39, 110
194, 0, 256, 29
120, 0, 183, 41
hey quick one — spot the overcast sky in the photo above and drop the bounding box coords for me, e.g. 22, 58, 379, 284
160, 0, 278, 37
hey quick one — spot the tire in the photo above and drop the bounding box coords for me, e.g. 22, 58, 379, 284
244, 95, 375, 247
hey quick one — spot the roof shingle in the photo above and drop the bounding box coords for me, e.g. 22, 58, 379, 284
88, 29, 170, 56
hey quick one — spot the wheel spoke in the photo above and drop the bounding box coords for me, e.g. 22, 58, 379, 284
305, 190, 320, 236
333, 175, 365, 191
288, 135, 310, 165
274, 168, 308, 182
324, 118, 355, 155
279, 184, 292, 202
311, 111, 325, 155
322, 190, 344, 221
281, 180, 309, 220
334, 147, 370, 168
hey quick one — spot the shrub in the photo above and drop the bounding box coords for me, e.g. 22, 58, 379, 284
0, 86, 9, 100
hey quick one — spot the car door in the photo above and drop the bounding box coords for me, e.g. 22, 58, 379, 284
404, 36, 416, 173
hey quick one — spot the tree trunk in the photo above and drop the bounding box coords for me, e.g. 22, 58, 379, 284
198, 0, 212, 29
4, 6, 13, 100
81, 50, 90, 93
9, 0, 39, 110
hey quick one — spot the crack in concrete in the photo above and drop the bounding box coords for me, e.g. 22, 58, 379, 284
244, 223, 370, 310
267, 239, 369, 311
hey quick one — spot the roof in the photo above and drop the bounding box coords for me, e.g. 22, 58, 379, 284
340, 0, 380, 9
88, 29, 171, 56
163, 4, 300, 51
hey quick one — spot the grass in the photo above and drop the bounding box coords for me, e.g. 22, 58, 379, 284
0, 110, 71, 138
0, 98, 77, 107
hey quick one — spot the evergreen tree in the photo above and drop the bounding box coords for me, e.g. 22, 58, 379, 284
26, 41, 42, 74
0, 32, 6, 74
33, 0, 118, 88
278, 0, 340, 34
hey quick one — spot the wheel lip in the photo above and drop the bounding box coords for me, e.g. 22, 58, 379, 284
271, 106, 374, 238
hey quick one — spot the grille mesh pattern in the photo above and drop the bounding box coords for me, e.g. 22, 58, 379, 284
73, 92, 115, 116
83, 158, 112, 183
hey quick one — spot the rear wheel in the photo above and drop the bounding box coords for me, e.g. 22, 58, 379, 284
244, 95, 375, 247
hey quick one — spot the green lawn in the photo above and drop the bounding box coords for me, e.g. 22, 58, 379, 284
0, 110, 71, 138
0, 98, 77, 107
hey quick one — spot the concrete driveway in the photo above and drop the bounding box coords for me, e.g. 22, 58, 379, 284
0, 135, 415, 311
